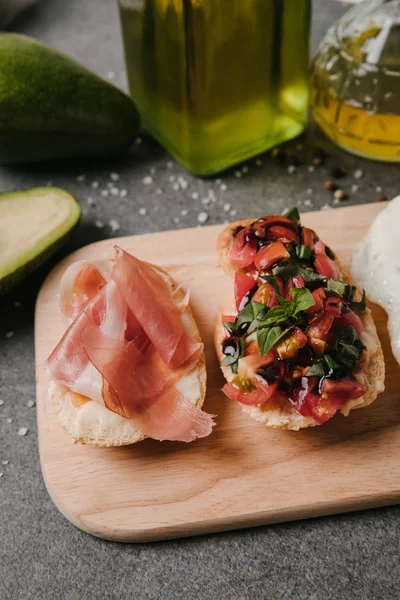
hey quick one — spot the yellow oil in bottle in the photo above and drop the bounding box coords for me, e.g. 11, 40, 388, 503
119, 0, 311, 175
310, 1, 400, 162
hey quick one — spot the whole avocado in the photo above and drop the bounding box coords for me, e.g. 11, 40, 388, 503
0, 34, 140, 163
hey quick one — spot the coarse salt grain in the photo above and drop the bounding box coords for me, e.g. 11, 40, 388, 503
107, 182, 114, 189
135, 136, 142, 145
178, 177, 188, 190
173, 183, 180, 191
95, 220, 104, 229
91, 181, 99, 189
110, 172, 120, 182
110, 187, 120, 197
173, 217, 180, 224
234, 170, 242, 178
87, 197, 96, 206
353, 169, 364, 180
255, 159, 263, 167
308, 165, 315, 173
288, 165, 297, 175
150, 167, 156, 175
223, 203, 231, 212
101, 190, 109, 197
5, 331, 14, 339
304, 199, 313, 208
14, 301, 21, 308
216, 179, 222, 185
27, 400, 35, 408
47, 181, 53, 186
333, 198, 340, 206
306, 188, 313, 195
169, 175, 176, 182
230, 209, 237, 217
0, 473, 3, 479
6, 418, 12, 423
320, 203, 332, 211
167, 161, 173, 168
208, 190, 217, 203
109, 219, 121, 232
376, 186, 382, 193
120, 189, 128, 198
181, 209, 188, 216
138, 207, 147, 216
18, 427, 28, 436
242, 166, 249, 173
202, 197, 211, 206
197, 212, 209, 224
191, 192, 199, 200
351, 184, 359, 193
143, 176, 153, 185
0, 400, 4, 406
76, 174, 85, 182
220, 183, 227, 191
1, 460, 8, 466
156, 188, 162, 195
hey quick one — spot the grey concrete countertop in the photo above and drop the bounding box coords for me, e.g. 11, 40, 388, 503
1, 1, 399, 599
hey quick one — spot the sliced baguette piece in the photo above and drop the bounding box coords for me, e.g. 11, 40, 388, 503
49, 268, 207, 447
214, 219, 385, 431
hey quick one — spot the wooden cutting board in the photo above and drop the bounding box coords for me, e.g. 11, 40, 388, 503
35, 202, 400, 543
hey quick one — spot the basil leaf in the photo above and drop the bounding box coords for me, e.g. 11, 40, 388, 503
236, 301, 266, 329
282, 207, 300, 223
259, 275, 280, 295
272, 262, 297, 280
323, 354, 341, 372
350, 289, 366, 312
260, 305, 288, 326
306, 362, 327, 377
221, 354, 238, 367
326, 279, 348, 297
297, 267, 326, 284
291, 287, 316, 314
223, 321, 236, 334
339, 326, 358, 345
257, 325, 293, 357
296, 244, 312, 261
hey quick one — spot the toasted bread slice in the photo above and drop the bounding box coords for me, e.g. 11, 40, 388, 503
49, 268, 207, 446
214, 219, 385, 431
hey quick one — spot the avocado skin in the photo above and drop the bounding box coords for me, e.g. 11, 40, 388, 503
0, 34, 140, 164
0, 187, 81, 295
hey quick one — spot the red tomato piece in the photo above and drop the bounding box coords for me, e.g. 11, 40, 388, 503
336, 309, 364, 335
268, 225, 299, 243
306, 288, 326, 315
230, 228, 258, 268
307, 314, 334, 341
234, 271, 257, 310
314, 254, 339, 280
302, 227, 316, 248
253, 282, 278, 307
321, 377, 366, 402
286, 274, 306, 300
276, 327, 308, 360
325, 296, 343, 317
254, 241, 290, 271
222, 314, 236, 324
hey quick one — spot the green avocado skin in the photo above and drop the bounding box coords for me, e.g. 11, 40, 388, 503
0, 34, 140, 163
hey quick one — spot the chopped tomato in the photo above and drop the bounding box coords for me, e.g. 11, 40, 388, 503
254, 241, 290, 271
325, 296, 343, 317
222, 314, 236, 324
336, 309, 364, 335
253, 282, 278, 307
268, 225, 299, 243
234, 271, 257, 310
307, 314, 334, 340
275, 276, 285, 297
287, 376, 317, 418
314, 254, 338, 280
314, 240, 326, 255
286, 274, 306, 300
276, 327, 307, 360
230, 228, 258, 268
302, 227, 316, 248
321, 377, 365, 402
252, 216, 299, 240
306, 288, 326, 315
308, 337, 326, 357
238, 349, 276, 378
288, 376, 341, 424
306, 393, 343, 424
222, 379, 278, 406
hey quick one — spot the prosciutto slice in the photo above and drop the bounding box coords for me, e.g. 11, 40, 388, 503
111, 247, 203, 371
47, 250, 213, 442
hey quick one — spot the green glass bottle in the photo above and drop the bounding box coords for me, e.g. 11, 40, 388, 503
119, 0, 311, 175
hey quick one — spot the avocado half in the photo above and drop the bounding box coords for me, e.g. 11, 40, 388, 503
0, 33, 140, 164
0, 187, 81, 293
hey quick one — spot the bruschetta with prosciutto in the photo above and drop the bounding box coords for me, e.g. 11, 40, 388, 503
47, 247, 213, 446
214, 208, 385, 430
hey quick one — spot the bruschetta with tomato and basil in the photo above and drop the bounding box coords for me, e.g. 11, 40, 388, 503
214, 208, 385, 430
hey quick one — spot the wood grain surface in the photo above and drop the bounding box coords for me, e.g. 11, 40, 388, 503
35, 202, 400, 543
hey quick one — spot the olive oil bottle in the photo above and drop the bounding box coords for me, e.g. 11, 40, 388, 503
119, 0, 311, 175
310, 0, 400, 162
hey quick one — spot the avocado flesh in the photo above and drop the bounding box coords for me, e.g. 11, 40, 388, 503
0, 187, 81, 293
0, 33, 140, 164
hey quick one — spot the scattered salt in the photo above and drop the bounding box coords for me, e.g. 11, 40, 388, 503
208, 190, 217, 203
76, 174, 85, 182
376, 186, 382, 193
191, 192, 199, 200
110, 172, 120, 182
101, 190, 109, 197
47, 181, 54, 186
306, 188, 313, 195
351, 184, 359, 193
173, 217, 180, 224
143, 176, 153, 185
197, 212, 209, 224
223, 203, 232, 212
169, 175, 176, 182
1, 460, 8, 466
120, 189, 128, 198
109, 219, 121, 232
230, 209, 237, 217
13, 301, 21, 308
107, 182, 114, 189
167, 161, 173, 168
18, 427, 28, 436
234, 171, 242, 178
202, 197, 211, 206
288, 165, 297, 175
135, 136, 143, 145
0, 473, 3, 479
178, 177, 188, 190
95, 220, 104, 229
91, 181, 99, 189
353, 169, 364, 180
87, 197, 96, 206
308, 165, 315, 173
255, 159, 263, 167
320, 203, 332, 211
181, 209, 188, 216
0, 400, 4, 406
173, 183, 180, 191
27, 400, 35, 408
156, 188, 162, 195
304, 199, 313, 208
5, 331, 14, 339
242, 166, 249, 174
150, 167, 156, 176
6, 418, 12, 424
220, 183, 228, 192
216, 179, 222, 185
333, 198, 340, 206
138, 207, 147, 216
110, 187, 120, 197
